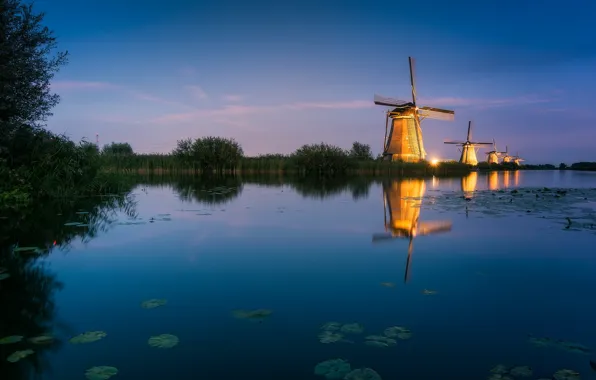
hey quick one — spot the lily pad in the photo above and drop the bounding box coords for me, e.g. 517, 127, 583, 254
0, 273, 10, 281
64, 222, 82, 226
314, 358, 351, 379
232, 309, 272, 322
364, 335, 396, 347
69, 331, 107, 344
383, 326, 412, 340
321, 322, 342, 331
318, 331, 346, 344
509, 366, 532, 377
29, 335, 54, 345
340, 323, 364, 334
344, 367, 382, 380
6, 349, 34, 363
553, 369, 580, 380
0, 336, 23, 344
148, 334, 179, 348
13, 246, 41, 254
490, 365, 509, 374
141, 299, 167, 309
85, 366, 118, 380
488, 375, 513, 380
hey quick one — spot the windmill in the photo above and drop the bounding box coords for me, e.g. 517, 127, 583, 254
485, 139, 502, 164
501, 146, 513, 163
371, 179, 452, 283
444, 121, 492, 166
374, 57, 455, 162
512, 152, 525, 166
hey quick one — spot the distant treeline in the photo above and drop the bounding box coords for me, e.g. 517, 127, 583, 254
567, 162, 596, 171
98, 139, 472, 177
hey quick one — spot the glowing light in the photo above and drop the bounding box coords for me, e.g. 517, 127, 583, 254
430, 158, 439, 166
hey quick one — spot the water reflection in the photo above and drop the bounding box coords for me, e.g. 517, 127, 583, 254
371, 179, 452, 283
461, 172, 478, 198
0, 194, 137, 379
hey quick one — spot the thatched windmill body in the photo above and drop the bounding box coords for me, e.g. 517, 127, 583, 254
485, 139, 502, 164
372, 179, 452, 283
444, 121, 492, 165
501, 146, 513, 163
374, 57, 455, 162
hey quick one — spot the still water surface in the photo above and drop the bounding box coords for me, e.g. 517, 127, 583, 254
1, 171, 596, 380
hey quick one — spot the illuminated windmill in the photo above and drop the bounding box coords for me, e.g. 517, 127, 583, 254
485, 139, 502, 164
501, 146, 513, 163
373, 57, 455, 162
512, 152, 525, 166
371, 179, 452, 283
444, 121, 492, 166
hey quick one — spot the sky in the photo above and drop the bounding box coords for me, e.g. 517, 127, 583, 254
40, 0, 596, 163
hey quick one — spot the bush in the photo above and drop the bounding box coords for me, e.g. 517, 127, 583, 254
290, 142, 355, 176
172, 136, 244, 173
349, 141, 374, 161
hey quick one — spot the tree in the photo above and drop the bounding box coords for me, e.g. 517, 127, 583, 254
102, 142, 134, 156
559, 163, 568, 170
291, 142, 355, 176
172, 136, 244, 173
0, 0, 68, 126
349, 141, 373, 161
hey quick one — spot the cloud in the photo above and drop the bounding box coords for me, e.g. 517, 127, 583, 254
149, 100, 375, 124
419, 94, 554, 109
222, 94, 244, 102
186, 85, 208, 101
51, 80, 118, 90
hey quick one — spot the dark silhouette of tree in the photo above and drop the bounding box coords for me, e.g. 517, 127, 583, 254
0, 0, 68, 126
349, 141, 374, 161
102, 142, 134, 156
172, 137, 244, 173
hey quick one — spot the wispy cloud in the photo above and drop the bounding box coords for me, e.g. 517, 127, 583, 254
186, 85, 208, 101
51, 80, 118, 90
419, 94, 554, 109
222, 94, 244, 102
149, 100, 374, 124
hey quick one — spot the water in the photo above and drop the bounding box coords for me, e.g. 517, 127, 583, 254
1, 171, 596, 380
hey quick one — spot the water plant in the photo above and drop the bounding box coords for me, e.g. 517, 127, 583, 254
148, 334, 179, 348
69, 331, 107, 344
6, 350, 34, 363
141, 299, 167, 309
85, 366, 118, 380
314, 358, 351, 379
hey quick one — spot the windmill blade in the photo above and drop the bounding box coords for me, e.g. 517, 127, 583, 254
372, 233, 396, 243
470, 142, 494, 145
374, 94, 412, 108
492, 138, 497, 151
409, 56, 417, 106
444, 141, 466, 145
467, 121, 472, 141
418, 107, 455, 121
404, 236, 414, 283
417, 221, 453, 236
384, 112, 389, 152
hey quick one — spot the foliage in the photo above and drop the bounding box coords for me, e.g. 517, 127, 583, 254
0, 0, 68, 126
349, 141, 374, 161
570, 162, 596, 171
290, 142, 355, 176
559, 163, 568, 170
172, 136, 244, 173
102, 142, 134, 156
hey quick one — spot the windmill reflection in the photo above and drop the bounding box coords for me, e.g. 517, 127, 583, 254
461, 172, 478, 198
372, 179, 452, 283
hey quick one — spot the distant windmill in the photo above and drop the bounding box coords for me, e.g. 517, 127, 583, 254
501, 146, 513, 163
374, 57, 455, 162
444, 121, 492, 166
512, 152, 525, 166
371, 179, 452, 284
485, 139, 502, 164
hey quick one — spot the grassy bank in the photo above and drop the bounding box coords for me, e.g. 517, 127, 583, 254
99, 152, 472, 177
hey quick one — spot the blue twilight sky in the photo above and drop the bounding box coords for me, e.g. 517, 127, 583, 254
40, 0, 596, 163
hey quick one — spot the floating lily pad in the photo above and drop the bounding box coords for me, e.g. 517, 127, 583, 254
85, 366, 118, 380
148, 334, 179, 348
421, 289, 437, 295
509, 366, 533, 377
553, 369, 580, 380
321, 322, 341, 331
383, 326, 412, 340
6, 349, 34, 363
314, 358, 351, 379
0, 273, 10, 281
69, 331, 107, 344
318, 331, 347, 344
232, 309, 272, 322
344, 367, 382, 380
29, 335, 54, 345
0, 336, 23, 344
141, 299, 167, 309
364, 335, 396, 347
488, 375, 513, 380
340, 323, 364, 334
